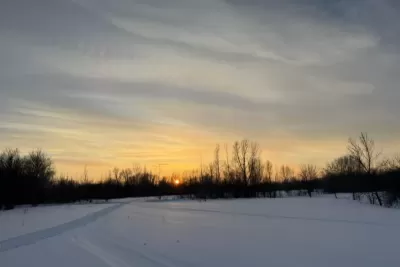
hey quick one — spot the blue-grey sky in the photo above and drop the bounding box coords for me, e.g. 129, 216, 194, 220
1, 0, 400, 177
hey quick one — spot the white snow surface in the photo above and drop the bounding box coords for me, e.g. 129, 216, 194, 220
0, 202, 115, 241
1, 195, 399, 267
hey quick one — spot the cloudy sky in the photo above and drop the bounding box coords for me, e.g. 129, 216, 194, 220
1, 0, 400, 177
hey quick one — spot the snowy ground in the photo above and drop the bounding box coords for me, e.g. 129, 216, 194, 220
0, 202, 115, 241
1, 195, 399, 267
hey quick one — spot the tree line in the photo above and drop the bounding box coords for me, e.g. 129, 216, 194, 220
1, 133, 399, 210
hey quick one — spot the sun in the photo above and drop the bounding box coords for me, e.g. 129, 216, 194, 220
174, 179, 180, 185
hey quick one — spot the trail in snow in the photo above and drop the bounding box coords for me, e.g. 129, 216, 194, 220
0, 202, 117, 241
0, 203, 124, 253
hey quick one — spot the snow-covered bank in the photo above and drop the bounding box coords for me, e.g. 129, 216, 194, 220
1, 196, 399, 267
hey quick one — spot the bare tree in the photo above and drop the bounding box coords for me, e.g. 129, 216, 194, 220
394, 155, 400, 168
81, 165, 90, 184
214, 144, 221, 183
120, 168, 133, 184
325, 155, 360, 199
208, 162, 215, 179
24, 149, 55, 204
325, 155, 360, 176
348, 132, 380, 174
248, 142, 262, 185
223, 143, 235, 183
348, 133, 382, 206
279, 165, 294, 181
25, 149, 55, 183
379, 155, 400, 172
299, 164, 318, 181
132, 164, 142, 176
112, 167, 121, 183
264, 160, 273, 182
232, 141, 241, 183
240, 140, 249, 184
299, 164, 318, 197
0, 149, 23, 209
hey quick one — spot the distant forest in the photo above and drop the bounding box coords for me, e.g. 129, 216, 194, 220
1, 132, 400, 210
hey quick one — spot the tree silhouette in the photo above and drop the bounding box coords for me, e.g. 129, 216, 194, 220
1, 133, 400, 209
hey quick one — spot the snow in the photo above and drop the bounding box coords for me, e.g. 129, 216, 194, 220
1, 195, 400, 267
0, 202, 115, 241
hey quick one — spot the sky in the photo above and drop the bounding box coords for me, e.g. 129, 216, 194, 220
1, 0, 400, 178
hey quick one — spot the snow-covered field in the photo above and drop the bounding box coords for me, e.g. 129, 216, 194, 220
0, 202, 115, 241
1, 195, 399, 267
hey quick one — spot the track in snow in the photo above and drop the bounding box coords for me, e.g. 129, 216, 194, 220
0, 203, 125, 253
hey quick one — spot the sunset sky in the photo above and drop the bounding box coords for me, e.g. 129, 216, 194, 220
1, 0, 400, 178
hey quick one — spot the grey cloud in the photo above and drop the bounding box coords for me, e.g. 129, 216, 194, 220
1, 72, 270, 113
41, 74, 400, 139
3, 65, 400, 141
227, 0, 400, 50
0, 0, 125, 41
1, 0, 400, 170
